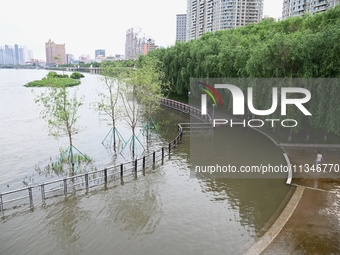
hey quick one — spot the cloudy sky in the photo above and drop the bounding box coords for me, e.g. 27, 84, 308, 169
0, 0, 283, 60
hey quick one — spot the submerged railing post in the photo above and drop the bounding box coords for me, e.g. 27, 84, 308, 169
63, 179, 67, 195
85, 173, 89, 189
104, 168, 108, 184
28, 187, 33, 207
0, 98, 188, 210
0, 194, 3, 211
41, 184, 45, 200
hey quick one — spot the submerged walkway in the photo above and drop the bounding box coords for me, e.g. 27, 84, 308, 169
159, 100, 340, 254
203, 106, 340, 254
257, 148, 340, 254
208, 110, 340, 253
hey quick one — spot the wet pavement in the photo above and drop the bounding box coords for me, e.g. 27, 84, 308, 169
245, 148, 340, 254
261, 186, 340, 254
197, 108, 340, 254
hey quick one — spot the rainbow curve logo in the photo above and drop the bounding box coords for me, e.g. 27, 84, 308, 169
197, 82, 222, 115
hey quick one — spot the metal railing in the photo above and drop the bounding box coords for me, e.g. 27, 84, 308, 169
0, 98, 208, 212
160, 98, 212, 123
37, 130, 183, 201
0, 187, 33, 211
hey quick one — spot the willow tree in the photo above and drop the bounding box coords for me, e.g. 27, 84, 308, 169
34, 85, 89, 175
149, 5, 340, 96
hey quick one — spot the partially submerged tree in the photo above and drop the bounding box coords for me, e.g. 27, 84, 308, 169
132, 56, 164, 144
118, 56, 165, 158
94, 62, 130, 151
34, 84, 90, 175
119, 79, 144, 159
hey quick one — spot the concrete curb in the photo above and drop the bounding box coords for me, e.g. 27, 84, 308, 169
243, 186, 305, 255
283, 153, 292, 185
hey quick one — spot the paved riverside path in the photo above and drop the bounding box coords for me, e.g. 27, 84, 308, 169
259, 148, 340, 255
204, 107, 340, 254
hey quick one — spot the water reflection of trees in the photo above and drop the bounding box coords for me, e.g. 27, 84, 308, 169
100, 172, 164, 237
153, 108, 188, 137
45, 196, 91, 252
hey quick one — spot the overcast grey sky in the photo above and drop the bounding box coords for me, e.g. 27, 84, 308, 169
0, 0, 283, 60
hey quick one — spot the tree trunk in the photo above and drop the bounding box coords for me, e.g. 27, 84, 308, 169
112, 118, 116, 152
68, 131, 75, 175
132, 127, 135, 159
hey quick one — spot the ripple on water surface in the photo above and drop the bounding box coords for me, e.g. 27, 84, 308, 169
0, 69, 292, 255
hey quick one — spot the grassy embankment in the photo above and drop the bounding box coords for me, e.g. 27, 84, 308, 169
25, 71, 84, 87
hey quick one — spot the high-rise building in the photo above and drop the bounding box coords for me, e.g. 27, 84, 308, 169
125, 27, 155, 60
19, 46, 27, 64
176, 14, 187, 42
0, 47, 4, 65
125, 27, 142, 60
95, 49, 105, 58
143, 38, 157, 55
14, 44, 22, 65
0, 45, 33, 65
28, 50, 33, 63
66, 54, 74, 64
186, 0, 263, 41
4, 45, 14, 65
45, 39, 66, 66
282, 0, 339, 19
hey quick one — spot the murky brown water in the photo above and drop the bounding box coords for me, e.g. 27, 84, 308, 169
0, 69, 292, 255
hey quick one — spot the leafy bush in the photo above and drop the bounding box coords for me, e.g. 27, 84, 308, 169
46, 71, 69, 78
70, 72, 85, 79
47, 71, 58, 78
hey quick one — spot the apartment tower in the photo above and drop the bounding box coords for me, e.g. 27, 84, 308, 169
186, 0, 263, 41
45, 39, 66, 66
176, 14, 187, 42
125, 27, 156, 60
282, 0, 340, 19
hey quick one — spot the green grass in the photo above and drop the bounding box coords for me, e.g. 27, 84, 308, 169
25, 77, 81, 87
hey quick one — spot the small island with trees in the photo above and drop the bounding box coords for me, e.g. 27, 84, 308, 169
24, 71, 84, 87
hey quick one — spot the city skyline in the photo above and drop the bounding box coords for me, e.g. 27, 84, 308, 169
0, 0, 283, 60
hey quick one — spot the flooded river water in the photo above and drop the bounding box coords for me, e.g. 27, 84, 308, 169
0, 69, 292, 255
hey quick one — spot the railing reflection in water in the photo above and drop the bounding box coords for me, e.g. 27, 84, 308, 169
1, 98, 212, 212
